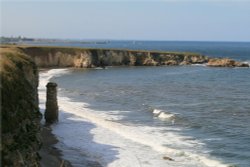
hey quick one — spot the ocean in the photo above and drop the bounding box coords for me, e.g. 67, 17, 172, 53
38, 41, 250, 167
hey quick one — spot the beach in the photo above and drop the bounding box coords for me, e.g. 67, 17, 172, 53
39, 125, 72, 167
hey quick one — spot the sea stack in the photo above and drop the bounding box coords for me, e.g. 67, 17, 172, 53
45, 82, 59, 124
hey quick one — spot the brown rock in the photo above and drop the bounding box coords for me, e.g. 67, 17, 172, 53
163, 156, 174, 161
180, 61, 191, 65
207, 58, 249, 67
143, 58, 158, 66
183, 54, 208, 64
165, 60, 178, 65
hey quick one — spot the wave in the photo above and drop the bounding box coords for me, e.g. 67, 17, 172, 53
94, 67, 107, 70
243, 60, 250, 66
55, 98, 228, 167
152, 109, 162, 115
152, 109, 177, 123
39, 69, 229, 167
158, 112, 175, 119
191, 63, 207, 67
39, 68, 71, 91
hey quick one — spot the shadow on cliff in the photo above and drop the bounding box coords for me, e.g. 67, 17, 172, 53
52, 110, 119, 167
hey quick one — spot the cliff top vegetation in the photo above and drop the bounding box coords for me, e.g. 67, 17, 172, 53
0, 44, 201, 57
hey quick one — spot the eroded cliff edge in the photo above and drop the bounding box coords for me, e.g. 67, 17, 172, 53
14, 45, 248, 68
1, 47, 41, 166
20, 46, 209, 67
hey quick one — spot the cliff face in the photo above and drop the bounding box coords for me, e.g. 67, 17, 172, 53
19, 46, 212, 68
1, 47, 41, 167
18, 46, 248, 68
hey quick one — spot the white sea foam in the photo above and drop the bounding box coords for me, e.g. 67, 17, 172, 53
153, 109, 176, 120
158, 112, 175, 120
94, 67, 106, 70
243, 60, 250, 66
39, 69, 70, 91
39, 69, 229, 167
153, 109, 162, 115
191, 63, 207, 67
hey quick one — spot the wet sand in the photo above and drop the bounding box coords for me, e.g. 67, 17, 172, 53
39, 125, 72, 167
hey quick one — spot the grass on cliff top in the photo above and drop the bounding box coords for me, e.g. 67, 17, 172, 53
0, 46, 33, 79
0, 44, 202, 56
0, 47, 19, 73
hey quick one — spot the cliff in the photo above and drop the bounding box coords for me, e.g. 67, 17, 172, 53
19, 46, 209, 67
1, 47, 41, 166
1, 45, 248, 68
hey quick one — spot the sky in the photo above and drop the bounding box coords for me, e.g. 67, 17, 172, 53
1, 0, 250, 41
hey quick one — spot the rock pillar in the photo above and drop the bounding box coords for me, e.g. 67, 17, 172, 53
45, 82, 58, 124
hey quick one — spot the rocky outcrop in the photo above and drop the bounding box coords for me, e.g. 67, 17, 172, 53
45, 82, 58, 124
207, 58, 249, 67
1, 48, 41, 166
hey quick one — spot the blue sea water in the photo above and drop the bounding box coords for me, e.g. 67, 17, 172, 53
38, 41, 250, 167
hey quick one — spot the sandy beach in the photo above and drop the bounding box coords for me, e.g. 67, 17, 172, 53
39, 125, 72, 167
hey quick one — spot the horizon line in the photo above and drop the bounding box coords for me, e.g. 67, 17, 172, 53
1, 36, 250, 43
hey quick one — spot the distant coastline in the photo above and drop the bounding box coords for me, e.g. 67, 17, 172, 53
2, 44, 249, 68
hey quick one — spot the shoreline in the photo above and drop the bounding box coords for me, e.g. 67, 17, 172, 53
38, 69, 103, 167
40, 69, 229, 167
39, 124, 73, 167
38, 69, 73, 167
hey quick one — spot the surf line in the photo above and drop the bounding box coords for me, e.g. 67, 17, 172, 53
40, 69, 229, 167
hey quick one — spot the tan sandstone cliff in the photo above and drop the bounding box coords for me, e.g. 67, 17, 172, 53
16, 46, 248, 68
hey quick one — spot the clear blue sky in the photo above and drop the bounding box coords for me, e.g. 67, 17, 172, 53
1, 0, 250, 41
